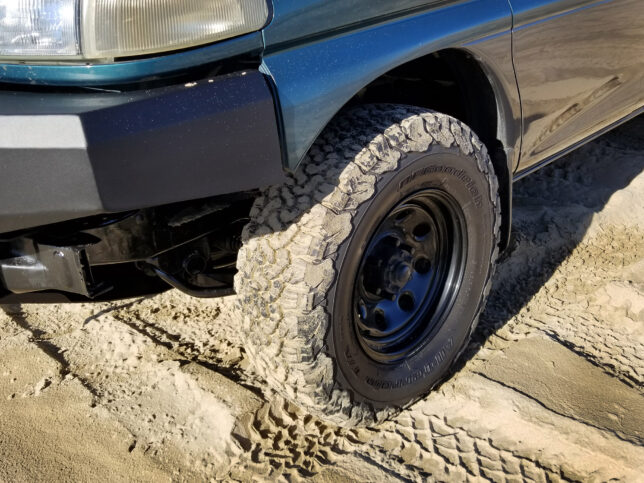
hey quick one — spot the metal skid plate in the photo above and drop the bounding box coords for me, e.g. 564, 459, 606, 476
0, 238, 105, 297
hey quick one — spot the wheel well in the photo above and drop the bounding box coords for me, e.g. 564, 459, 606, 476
348, 49, 512, 251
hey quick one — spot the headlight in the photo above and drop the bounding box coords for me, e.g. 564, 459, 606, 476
0, 0, 269, 61
0, 0, 80, 58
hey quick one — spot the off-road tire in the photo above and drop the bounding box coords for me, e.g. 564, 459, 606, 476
234, 104, 501, 426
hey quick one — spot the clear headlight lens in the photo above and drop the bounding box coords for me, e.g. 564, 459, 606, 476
0, 0, 80, 57
0, 0, 269, 61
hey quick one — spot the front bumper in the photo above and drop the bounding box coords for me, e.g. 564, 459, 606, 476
0, 70, 285, 234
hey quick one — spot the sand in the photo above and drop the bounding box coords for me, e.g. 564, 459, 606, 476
1, 116, 643, 481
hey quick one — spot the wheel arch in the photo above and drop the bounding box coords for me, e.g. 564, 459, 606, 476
262, 5, 519, 250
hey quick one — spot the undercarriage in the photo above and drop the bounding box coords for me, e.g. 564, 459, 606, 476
0, 194, 254, 304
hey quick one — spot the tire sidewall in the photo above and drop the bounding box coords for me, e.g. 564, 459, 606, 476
328, 145, 495, 406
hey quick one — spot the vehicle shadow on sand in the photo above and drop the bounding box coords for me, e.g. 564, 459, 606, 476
462, 115, 644, 364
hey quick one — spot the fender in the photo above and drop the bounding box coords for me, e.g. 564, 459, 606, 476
261, 0, 521, 172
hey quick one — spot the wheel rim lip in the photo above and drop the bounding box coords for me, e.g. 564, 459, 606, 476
352, 188, 468, 364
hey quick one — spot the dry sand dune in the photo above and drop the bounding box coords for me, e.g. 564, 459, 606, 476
1, 116, 643, 481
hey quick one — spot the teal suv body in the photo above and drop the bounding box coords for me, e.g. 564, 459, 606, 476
1, 0, 643, 424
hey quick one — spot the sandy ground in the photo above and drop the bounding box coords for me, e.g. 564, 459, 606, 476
1, 116, 643, 482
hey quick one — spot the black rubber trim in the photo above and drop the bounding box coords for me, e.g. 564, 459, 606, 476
0, 70, 286, 234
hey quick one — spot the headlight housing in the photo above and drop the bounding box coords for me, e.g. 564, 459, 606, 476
0, 0, 269, 62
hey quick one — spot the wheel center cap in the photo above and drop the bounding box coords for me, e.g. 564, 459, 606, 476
394, 263, 412, 285
384, 259, 413, 293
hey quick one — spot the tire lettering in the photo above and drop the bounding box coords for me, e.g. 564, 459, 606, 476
399, 166, 482, 207
365, 338, 454, 389
345, 347, 360, 375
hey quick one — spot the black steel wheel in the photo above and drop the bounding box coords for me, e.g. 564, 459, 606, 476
354, 189, 467, 363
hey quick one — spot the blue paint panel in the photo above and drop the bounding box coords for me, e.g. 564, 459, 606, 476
263, 0, 512, 170
510, 0, 644, 170
0, 33, 263, 86
264, 0, 453, 49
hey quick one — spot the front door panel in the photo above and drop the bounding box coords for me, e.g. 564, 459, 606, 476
511, 0, 644, 171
